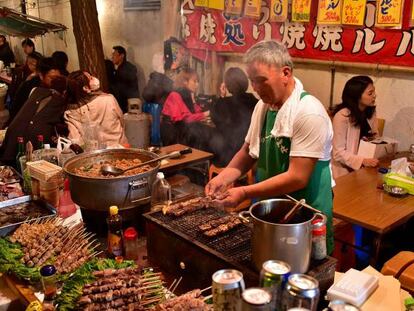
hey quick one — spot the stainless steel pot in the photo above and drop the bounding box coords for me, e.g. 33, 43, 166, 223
239, 199, 325, 273
63, 149, 160, 211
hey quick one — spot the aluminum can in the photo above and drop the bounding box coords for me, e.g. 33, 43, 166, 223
212, 269, 245, 311
282, 274, 320, 311
323, 300, 361, 311
410, 144, 414, 153
242, 288, 272, 311
260, 260, 291, 311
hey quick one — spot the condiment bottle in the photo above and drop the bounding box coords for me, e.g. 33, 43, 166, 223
377, 167, 389, 189
124, 227, 139, 261
151, 172, 171, 212
311, 218, 327, 260
107, 205, 124, 258
58, 179, 76, 218
40, 265, 57, 300
37, 134, 44, 150
15, 136, 24, 172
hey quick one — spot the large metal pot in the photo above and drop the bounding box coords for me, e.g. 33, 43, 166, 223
63, 149, 160, 211
239, 199, 325, 273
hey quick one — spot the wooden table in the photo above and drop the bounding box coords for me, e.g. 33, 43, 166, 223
333, 155, 414, 266
158, 144, 214, 183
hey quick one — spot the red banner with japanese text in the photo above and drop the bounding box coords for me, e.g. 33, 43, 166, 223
181, 0, 414, 67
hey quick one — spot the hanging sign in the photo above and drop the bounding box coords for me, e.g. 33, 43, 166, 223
292, 0, 312, 22
244, 0, 262, 18
317, 0, 343, 24
225, 0, 244, 15
195, 0, 209, 7
269, 0, 289, 22
376, 0, 403, 27
342, 0, 366, 25
208, 0, 225, 10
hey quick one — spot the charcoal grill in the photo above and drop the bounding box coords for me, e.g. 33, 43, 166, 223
144, 207, 336, 293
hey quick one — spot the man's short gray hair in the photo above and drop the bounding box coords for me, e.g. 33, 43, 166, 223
244, 40, 293, 69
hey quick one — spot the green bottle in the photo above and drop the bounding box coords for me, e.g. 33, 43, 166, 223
15, 136, 24, 172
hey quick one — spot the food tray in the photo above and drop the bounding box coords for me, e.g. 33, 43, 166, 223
0, 196, 56, 236
0, 165, 21, 183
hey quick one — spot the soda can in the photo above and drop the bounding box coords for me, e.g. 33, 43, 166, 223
212, 269, 245, 311
282, 274, 320, 311
242, 288, 272, 311
323, 300, 361, 311
260, 260, 291, 311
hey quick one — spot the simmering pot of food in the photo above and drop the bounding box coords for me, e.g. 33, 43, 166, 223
64, 149, 160, 211
239, 198, 325, 273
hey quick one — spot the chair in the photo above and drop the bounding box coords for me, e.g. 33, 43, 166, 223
208, 164, 254, 212
377, 118, 385, 137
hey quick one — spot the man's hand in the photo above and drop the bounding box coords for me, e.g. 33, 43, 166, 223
212, 187, 246, 208
362, 158, 379, 167
205, 175, 228, 197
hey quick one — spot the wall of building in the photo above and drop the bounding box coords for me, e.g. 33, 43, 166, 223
225, 57, 414, 151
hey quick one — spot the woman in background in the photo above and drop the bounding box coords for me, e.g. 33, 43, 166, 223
161, 67, 211, 149
332, 75, 379, 179
64, 70, 127, 148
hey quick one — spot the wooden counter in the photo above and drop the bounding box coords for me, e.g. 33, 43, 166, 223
159, 144, 213, 172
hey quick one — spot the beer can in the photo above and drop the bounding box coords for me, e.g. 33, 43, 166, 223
282, 274, 320, 311
242, 288, 272, 311
260, 260, 291, 310
212, 269, 245, 311
323, 300, 361, 311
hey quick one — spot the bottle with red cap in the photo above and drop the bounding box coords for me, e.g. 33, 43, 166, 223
311, 218, 327, 260
123, 227, 139, 261
57, 179, 77, 218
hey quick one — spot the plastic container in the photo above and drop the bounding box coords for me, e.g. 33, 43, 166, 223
377, 167, 389, 189
58, 148, 76, 167
151, 172, 171, 212
107, 206, 124, 258
39, 180, 60, 207
124, 227, 139, 261
40, 265, 57, 300
311, 218, 327, 260
58, 179, 77, 218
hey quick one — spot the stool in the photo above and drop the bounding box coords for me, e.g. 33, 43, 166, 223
208, 164, 254, 212
382, 251, 414, 292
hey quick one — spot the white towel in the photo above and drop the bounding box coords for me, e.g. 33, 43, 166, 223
246, 78, 304, 159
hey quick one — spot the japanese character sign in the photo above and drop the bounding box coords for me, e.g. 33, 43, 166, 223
225, 0, 243, 15
292, 0, 312, 22
223, 15, 245, 45
270, 0, 288, 22
244, 0, 262, 18
199, 13, 217, 44
280, 22, 306, 50
342, 0, 366, 25
181, 0, 195, 39
317, 0, 342, 24
195, 0, 208, 7
313, 25, 343, 52
376, 0, 403, 27
208, 0, 224, 10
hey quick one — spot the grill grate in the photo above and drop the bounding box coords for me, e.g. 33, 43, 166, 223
149, 208, 252, 264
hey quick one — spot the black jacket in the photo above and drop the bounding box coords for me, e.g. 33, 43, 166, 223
106, 60, 139, 113
0, 87, 66, 166
0, 42, 15, 66
142, 72, 173, 104
9, 76, 41, 124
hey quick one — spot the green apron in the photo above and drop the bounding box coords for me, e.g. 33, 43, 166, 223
256, 92, 334, 254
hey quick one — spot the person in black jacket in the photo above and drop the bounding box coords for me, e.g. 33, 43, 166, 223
209, 67, 258, 167
106, 45, 139, 113
0, 35, 15, 66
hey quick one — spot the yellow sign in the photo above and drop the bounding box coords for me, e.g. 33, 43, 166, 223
270, 0, 289, 22
292, 0, 312, 22
209, 0, 225, 10
317, 0, 343, 24
244, 0, 262, 18
195, 0, 209, 7
376, 0, 403, 27
225, 0, 244, 15
342, 0, 366, 25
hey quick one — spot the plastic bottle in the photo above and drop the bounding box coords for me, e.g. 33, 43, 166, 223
58, 179, 77, 218
151, 172, 171, 212
15, 136, 24, 171
124, 227, 139, 261
107, 205, 124, 258
311, 218, 327, 260
37, 134, 44, 150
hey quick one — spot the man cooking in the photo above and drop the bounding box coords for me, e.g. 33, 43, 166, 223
205, 40, 334, 254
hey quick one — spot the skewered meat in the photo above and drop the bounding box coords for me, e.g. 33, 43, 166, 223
203, 218, 242, 237
156, 289, 210, 311
198, 215, 238, 232
163, 197, 212, 216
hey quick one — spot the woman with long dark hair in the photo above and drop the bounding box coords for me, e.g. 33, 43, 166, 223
332, 75, 379, 178
64, 70, 127, 148
160, 67, 211, 148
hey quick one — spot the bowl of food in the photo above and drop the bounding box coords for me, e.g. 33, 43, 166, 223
383, 184, 408, 197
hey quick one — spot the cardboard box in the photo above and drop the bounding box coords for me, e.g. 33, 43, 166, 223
357, 137, 398, 159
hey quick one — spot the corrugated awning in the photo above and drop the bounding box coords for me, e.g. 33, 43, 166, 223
0, 6, 67, 37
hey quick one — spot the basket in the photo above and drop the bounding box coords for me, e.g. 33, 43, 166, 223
27, 160, 63, 182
